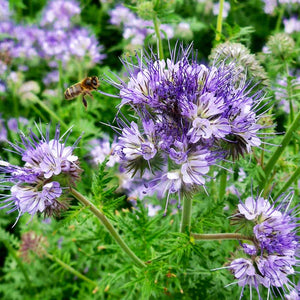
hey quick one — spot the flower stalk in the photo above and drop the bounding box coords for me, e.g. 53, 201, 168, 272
191, 233, 254, 242
219, 169, 227, 200
261, 110, 300, 190
70, 188, 146, 268
153, 15, 164, 60
180, 195, 193, 233
215, 0, 224, 41
274, 166, 300, 199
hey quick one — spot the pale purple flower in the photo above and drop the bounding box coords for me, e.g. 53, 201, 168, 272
109, 5, 136, 26
284, 17, 300, 34
242, 243, 257, 256
230, 258, 263, 290
40, 0, 81, 29
0, 124, 82, 221
0, 0, 11, 21
0, 80, 6, 93
115, 120, 157, 171
89, 136, 119, 168
7, 118, 18, 132
68, 28, 105, 63
263, 0, 277, 14
228, 192, 300, 298
43, 70, 60, 85
39, 29, 68, 59
213, 1, 231, 18
147, 204, 162, 216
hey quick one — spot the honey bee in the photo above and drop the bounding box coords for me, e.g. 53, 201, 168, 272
64, 76, 100, 109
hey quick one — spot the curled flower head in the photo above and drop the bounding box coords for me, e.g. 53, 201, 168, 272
209, 42, 269, 86
229, 192, 300, 298
0, 124, 82, 222
106, 44, 269, 207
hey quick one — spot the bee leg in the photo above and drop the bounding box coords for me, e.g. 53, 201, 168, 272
86, 90, 93, 98
82, 95, 88, 110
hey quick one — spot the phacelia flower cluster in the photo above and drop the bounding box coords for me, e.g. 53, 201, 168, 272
0, 124, 82, 222
229, 192, 300, 298
107, 45, 267, 203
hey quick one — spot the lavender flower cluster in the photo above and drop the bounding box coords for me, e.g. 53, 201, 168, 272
0, 125, 81, 221
229, 193, 300, 298
109, 4, 174, 47
107, 45, 266, 205
0, 0, 105, 88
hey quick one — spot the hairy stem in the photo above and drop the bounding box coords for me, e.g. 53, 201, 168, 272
215, 0, 224, 41
261, 110, 300, 189
180, 195, 193, 233
274, 166, 300, 199
219, 169, 227, 200
191, 233, 254, 242
153, 15, 164, 60
70, 188, 146, 268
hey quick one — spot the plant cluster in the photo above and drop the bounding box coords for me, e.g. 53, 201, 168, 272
0, 0, 299, 299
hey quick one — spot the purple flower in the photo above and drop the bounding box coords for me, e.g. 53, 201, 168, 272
7, 117, 28, 132
228, 192, 300, 298
230, 258, 263, 292
67, 28, 105, 63
40, 0, 81, 29
89, 135, 119, 168
262, 0, 277, 14
106, 44, 268, 205
0, 124, 82, 221
0, 0, 11, 21
283, 17, 300, 34
109, 5, 136, 26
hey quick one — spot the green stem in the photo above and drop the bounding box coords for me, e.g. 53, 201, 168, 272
261, 110, 300, 189
34, 98, 69, 131
219, 169, 227, 200
70, 188, 146, 268
215, 0, 224, 41
12, 88, 19, 117
2, 240, 32, 288
58, 60, 65, 97
275, 6, 284, 32
180, 195, 193, 233
191, 233, 253, 242
153, 15, 164, 60
274, 166, 300, 199
45, 252, 98, 287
